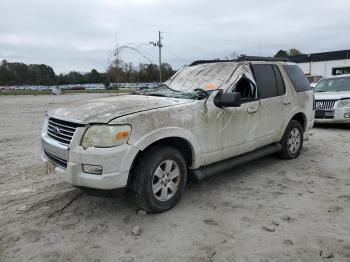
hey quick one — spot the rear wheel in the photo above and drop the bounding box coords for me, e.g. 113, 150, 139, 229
278, 120, 304, 159
131, 145, 187, 213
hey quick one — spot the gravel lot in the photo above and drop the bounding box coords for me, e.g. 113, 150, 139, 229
0, 94, 349, 262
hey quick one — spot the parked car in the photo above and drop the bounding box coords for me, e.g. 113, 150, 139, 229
310, 82, 318, 89
41, 57, 314, 213
313, 74, 350, 123
51, 86, 62, 95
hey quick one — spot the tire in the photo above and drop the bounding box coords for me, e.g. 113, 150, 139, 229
278, 120, 304, 159
131, 145, 187, 213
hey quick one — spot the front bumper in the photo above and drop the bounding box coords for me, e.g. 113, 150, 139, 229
41, 128, 139, 190
314, 108, 350, 123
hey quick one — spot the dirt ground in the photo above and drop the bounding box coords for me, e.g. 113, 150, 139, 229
0, 94, 349, 262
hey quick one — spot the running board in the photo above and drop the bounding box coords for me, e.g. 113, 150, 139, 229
190, 143, 282, 181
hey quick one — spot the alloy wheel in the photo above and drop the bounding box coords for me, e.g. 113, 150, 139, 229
287, 127, 301, 154
152, 160, 180, 201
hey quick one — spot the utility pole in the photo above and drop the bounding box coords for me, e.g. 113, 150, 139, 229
150, 31, 163, 82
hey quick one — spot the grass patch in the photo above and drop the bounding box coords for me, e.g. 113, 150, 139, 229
0, 90, 51, 96
0, 89, 133, 96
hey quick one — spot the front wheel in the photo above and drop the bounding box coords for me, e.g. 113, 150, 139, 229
278, 120, 304, 159
131, 145, 187, 213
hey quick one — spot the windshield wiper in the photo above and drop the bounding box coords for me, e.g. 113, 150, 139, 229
145, 93, 169, 97
137, 83, 201, 99
155, 83, 174, 91
194, 88, 209, 99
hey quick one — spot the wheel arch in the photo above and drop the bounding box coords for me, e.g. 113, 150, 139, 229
139, 137, 194, 166
290, 112, 307, 131
127, 135, 199, 187
278, 111, 307, 142
126, 127, 201, 186
130, 128, 200, 166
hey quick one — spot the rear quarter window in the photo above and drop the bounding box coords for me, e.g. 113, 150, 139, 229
272, 65, 286, 96
283, 65, 311, 92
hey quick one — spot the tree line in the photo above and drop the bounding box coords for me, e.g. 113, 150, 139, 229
0, 59, 176, 86
0, 48, 303, 86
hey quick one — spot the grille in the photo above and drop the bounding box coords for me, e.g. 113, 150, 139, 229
47, 118, 81, 145
44, 150, 67, 168
314, 100, 336, 110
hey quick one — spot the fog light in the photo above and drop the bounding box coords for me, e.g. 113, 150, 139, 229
344, 113, 350, 118
83, 164, 103, 175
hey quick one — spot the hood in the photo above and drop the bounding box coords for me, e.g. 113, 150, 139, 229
50, 95, 194, 124
314, 91, 350, 100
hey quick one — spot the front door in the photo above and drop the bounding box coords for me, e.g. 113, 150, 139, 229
200, 65, 259, 165
201, 96, 252, 165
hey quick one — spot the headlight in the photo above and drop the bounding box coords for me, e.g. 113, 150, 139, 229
337, 99, 350, 108
41, 117, 49, 135
81, 125, 131, 148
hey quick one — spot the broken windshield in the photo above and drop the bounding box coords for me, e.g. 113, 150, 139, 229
137, 84, 199, 99
165, 62, 239, 93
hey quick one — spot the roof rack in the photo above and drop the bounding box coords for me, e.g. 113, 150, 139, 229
236, 55, 290, 62
190, 56, 290, 66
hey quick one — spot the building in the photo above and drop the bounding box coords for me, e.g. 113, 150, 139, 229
288, 49, 350, 83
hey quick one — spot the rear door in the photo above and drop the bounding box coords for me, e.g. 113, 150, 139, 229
250, 63, 286, 147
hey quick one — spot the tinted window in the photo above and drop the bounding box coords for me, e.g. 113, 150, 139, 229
251, 64, 277, 99
283, 65, 311, 92
272, 65, 286, 96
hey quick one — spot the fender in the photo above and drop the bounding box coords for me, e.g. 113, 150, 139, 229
278, 108, 307, 141
129, 127, 202, 169
279, 89, 314, 140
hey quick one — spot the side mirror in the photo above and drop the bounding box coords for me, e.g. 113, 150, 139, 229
214, 91, 241, 108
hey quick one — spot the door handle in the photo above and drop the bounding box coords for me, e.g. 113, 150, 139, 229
247, 106, 258, 114
283, 98, 291, 105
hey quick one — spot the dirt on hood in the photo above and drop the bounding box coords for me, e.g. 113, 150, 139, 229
50, 94, 194, 124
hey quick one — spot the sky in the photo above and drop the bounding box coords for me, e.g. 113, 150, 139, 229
1, 0, 350, 73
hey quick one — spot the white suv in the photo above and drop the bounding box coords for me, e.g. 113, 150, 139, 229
314, 74, 350, 123
41, 57, 314, 213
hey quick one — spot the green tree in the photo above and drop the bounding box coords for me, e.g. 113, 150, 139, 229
161, 63, 176, 81
0, 60, 11, 85
289, 48, 303, 56
28, 64, 56, 85
87, 69, 101, 83
274, 48, 303, 58
274, 50, 289, 57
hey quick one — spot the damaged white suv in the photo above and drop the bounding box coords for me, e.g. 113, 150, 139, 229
41, 57, 314, 212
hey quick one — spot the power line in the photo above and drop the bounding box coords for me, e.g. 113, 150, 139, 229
118, 45, 154, 64
163, 47, 191, 63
